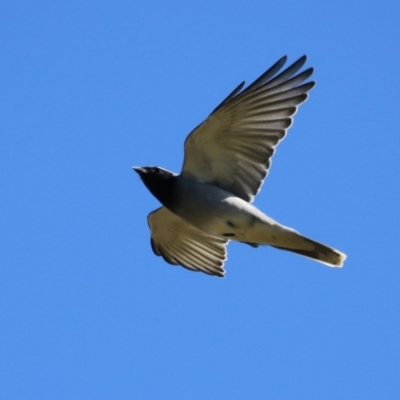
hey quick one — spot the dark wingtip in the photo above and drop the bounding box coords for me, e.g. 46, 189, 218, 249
299, 54, 307, 62
308, 81, 316, 90
280, 55, 288, 63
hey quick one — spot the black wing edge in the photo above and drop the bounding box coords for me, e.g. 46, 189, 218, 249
210, 55, 313, 115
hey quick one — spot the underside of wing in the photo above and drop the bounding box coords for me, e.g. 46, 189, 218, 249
182, 55, 315, 202
147, 207, 228, 277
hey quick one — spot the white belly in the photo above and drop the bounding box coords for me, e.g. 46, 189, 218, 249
170, 178, 288, 244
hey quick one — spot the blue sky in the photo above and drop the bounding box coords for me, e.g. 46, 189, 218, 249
1, 1, 399, 399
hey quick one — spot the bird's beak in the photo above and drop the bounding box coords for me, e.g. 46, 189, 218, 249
132, 166, 146, 174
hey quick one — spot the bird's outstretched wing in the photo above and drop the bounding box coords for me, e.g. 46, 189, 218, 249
147, 207, 228, 277
182, 55, 315, 203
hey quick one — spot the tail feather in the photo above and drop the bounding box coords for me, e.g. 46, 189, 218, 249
272, 236, 346, 267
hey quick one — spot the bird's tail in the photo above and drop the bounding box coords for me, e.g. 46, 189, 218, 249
272, 234, 346, 267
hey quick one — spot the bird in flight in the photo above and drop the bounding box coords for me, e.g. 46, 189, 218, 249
133, 55, 346, 277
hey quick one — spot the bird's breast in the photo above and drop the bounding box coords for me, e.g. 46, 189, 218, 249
167, 178, 267, 238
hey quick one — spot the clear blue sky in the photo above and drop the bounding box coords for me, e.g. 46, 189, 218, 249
1, 1, 399, 399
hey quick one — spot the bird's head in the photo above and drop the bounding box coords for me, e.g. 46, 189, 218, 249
132, 166, 178, 206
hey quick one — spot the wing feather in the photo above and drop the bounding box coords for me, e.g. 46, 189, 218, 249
147, 207, 228, 277
182, 56, 315, 202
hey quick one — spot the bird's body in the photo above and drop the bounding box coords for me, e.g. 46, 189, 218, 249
134, 56, 347, 277
161, 176, 283, 244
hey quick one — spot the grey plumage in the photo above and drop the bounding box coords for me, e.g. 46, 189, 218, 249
133, 56, 347, 277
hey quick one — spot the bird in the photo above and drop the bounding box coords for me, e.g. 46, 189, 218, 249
133, 55, 346, 277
